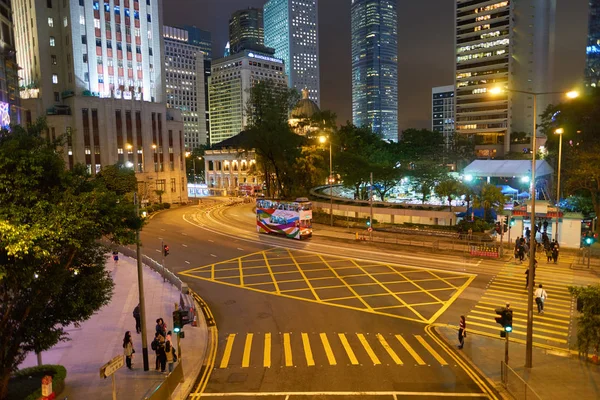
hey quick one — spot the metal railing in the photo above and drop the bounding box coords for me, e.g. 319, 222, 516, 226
500, 361, 542, 400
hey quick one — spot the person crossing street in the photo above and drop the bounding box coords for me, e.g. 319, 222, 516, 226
535, 284, 548, 314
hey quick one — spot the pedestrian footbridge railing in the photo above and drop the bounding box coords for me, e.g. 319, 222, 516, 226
500, 361, 542, 400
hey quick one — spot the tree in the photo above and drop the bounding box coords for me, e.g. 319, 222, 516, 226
408, 163, 448, 204
458, 182, 476, 219
0, 120, 140, 398
474, 183, 506, 222
435, 178, 461, 210
186, 145, 207, 184
568, 285, 600, 359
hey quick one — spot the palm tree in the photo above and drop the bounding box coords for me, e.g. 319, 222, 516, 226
474, 184, 507, 222
435, 178, 460, 210
459, 183, 476, 220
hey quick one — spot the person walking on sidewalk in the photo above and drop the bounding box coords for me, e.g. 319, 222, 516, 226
458, 315, 467, 349
157, 334, 167, 372
535, 284, 548, 314
552, 242, 560, 264
133, 304, 141, 334
165, 336, 177, 373
112, 251, 119, 265
151, 332, 164, 371
123, 331, 135, 369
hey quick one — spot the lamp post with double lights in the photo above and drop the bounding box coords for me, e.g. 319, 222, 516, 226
489, 87, 579, 369
319, 135, 333, 226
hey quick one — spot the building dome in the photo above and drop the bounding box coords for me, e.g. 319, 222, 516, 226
291, 88, 320, 119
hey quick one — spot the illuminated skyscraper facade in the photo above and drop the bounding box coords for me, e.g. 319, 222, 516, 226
264, 0, 320, 106
432, 85, 455, 147
455, 0, 555, 158
229, 8, 264, 54
351, 0, 398, 142
585, 0, 600, 87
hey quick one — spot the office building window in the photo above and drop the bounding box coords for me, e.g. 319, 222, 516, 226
54, 92, 59, 101
52, 74, 58, 84
171, 178, 176, 193
51, 55, 57, 65
156, 179, 165, 191
48, 17, 54, 27
50, 37, 55, 46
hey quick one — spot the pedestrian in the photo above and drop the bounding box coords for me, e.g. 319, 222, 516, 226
123, 331, 134, 369
552, 243, 559, 264
518, 241, 525, 263
156, 318, 166, 337
157, 334, 167, 372
525, 227, 531, 240
514, 237, 520, 263
151, 332, 163, 371
534, 284, 548, 314
133, 304, 141, 334
112, 251, 119, 265
165, 336, 177, 373
545, 245, 553, 263
468, 228, 473, 240
458, 315, 466, 349
543, 220, 548, 233
525, 260, 537, 288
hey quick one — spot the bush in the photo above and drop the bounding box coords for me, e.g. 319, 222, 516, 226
456, 218, 492, 233
162, 203, 171, 209
8, 365, 67, 400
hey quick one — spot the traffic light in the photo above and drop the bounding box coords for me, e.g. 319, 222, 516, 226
503, 216, 508, 233
510, 218, 516, 227
584, 234, 595, 247
172, 310, 182, 333
495, 307, 513, 336
163, 244, 170, 257
366, 218, 371, 228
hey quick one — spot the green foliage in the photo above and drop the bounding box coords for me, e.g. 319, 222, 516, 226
474, 183, 506, 222
0, 120, 139, 398
434, 178, 461, 210
8, 365, 66, 400
562, 195, 594, 216
186, 146, 206, 184
568, 285, 600, 357
456, 218, 493, 233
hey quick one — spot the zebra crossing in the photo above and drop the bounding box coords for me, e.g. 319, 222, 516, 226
466, 261, 576, 349
215, 331, 450, 369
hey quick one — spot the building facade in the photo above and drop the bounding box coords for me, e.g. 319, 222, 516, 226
204, 148, 259, 195
351, 0, 398, 142
163, 25, 208, 149
13, 0, 187, 203
454, 0, 556, 158
229, 8, 264, 54
0, 0, 20, 127
585, 0, 600, 87
432, 85, 455, 147
208, 49, 287, 146
263, 0, 320, 106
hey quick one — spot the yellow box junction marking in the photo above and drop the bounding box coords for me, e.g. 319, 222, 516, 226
179, 248, 475, 324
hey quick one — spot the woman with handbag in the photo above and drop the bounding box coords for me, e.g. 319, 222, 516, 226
458, 315, 467, 349
123, 331, 135, 369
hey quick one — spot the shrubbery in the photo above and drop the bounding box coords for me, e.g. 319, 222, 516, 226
143, 203, 171, 214
8, 365, 66, 400
456, 218, 493, 233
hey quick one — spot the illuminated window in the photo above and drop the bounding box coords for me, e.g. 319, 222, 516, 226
52, 74, 58, 84
49, 37, 55, 46
48, 17, 54, 27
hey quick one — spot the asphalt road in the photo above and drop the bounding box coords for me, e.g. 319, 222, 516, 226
140, 201, 502, 399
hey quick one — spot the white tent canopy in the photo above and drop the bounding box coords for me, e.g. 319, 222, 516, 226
463, 160, 554, 178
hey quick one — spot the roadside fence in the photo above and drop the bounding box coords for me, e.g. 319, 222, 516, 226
500, 361, 542, 400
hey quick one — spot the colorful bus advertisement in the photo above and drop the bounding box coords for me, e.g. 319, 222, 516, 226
256, 198, 313, 239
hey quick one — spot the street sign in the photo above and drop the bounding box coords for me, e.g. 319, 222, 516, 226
100, 355, 124, 379
367, 227, 373, 232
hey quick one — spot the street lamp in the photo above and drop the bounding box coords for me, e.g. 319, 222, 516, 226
490, 87, 578, 369
554, 128, 564, 243
319, 135, 333, 226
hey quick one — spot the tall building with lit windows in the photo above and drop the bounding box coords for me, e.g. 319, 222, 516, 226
351, 0, 398, 142
164, 25, 209, 149
12, 0, 188, 204
585, 0, 600, 87
432, 85, 455, 147
229, 8, 265, 54
0, 0, 20, 128
455, 0, 556, 159
263, 0, 320, 106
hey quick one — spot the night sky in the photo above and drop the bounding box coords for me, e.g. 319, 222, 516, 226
164, 0, 589, 132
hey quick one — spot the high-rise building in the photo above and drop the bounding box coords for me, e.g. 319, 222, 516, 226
0, 0, 20, 128
209, 50, 287, 146
164, 25, 209, 149
351, 0, 398, 142
263, 0, 320, 106
455, 0, 556, 159
229, 8, 265, 54
13, 0, 187, 203
432, 85, 455, 147
585, 0, 600, 87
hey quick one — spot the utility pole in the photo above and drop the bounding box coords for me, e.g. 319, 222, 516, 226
369, 172, 373, 241
134, 192, 150, 371
161, 238, 166, 282
329, 140, 333, 227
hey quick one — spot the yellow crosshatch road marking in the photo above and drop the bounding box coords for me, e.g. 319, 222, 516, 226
179, 248, 475, 324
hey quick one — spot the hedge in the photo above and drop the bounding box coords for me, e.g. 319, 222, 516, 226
8, 364, 67, 400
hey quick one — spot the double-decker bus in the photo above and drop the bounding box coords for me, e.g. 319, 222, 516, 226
256, 198, 313, 239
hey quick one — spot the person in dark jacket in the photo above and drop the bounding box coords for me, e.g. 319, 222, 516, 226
458, 316, 466, 349
157, 334, 167, 372
156, 318, 167, 337
123, 331, 134, 369
151, 332, 164, 371
133, 304, 141, 334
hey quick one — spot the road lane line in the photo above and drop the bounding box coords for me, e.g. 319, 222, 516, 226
182, 244, 188, 247
357, 333, 381, 365
242, 333, 253, 367
283, 333, 293, 366
182, 232, 188, 236
376, 334, 402, 365
415, 335, 448, 365
197, 391, 488, 397
220, 334, 236, 368
264, 333, 271, 368
210, 254, 217, 257
155, 249, 161, 253
319, 333, 337, 365
185, 261, 191, 264
338, 333, 359, 365
237, 247, 244, 250
208, 239, 214, 243
395, 334, 425, 365
301, 333, 315, 366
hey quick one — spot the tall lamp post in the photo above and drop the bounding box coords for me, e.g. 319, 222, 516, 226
553, 128, 564, 243
490, 87, 578, 369
319, 135, 333, 226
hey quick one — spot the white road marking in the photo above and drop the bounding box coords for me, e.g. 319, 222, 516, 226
182, 244, 188, 247
160, 229, 165, 231
210, 254, 217, 257
182, 232, 188, 236
208, 239, 214, 243
185, 261, 191, 264
155, 249, 161, 253
237, 247, 244, 251
197, 391, 487, 397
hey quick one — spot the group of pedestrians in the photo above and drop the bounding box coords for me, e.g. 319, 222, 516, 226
122, 311, 178, 372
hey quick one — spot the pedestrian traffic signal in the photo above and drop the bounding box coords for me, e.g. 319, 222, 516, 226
172, 310, 182, 333
495, 307, 513, 335
163, 244, 170, 257
584, 236, 595, 246
366, 218, 371, 228
510, 218, 516, 227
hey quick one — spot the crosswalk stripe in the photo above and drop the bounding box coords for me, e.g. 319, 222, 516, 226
466, 321, 567, 344
485, 288, 573, 305
242, 333, 253, 367
415, 335, 447, 365
338, 333, 359, 365
467, 315, 568, 336
395, 334, 425, 365
264, 333, 271, 368
479, 297, 572, 316
357, 334, 381, 365
474, 305, 568, 323
283, 333, 293, 367
220, 333, 236, 368
496, 273, 573, 287
469, 310, 569, 330
302, 333, 315, 366
320, 333, 337, 365
489, 283, 572, 299
376, 334, 402, 365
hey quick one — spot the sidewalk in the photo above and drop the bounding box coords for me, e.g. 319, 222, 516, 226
20, 254, 208, 400
437, 325, 600, 399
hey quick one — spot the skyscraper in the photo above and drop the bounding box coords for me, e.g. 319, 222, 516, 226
263, 0, 320, 106
13, 0, 187, 203
585, 0, 600, 87
0, 0, 20, 127
229, 8, 265, 54
164, 25, 210, 149
351, 0, 398, 142
432, 85, 455, 147
455, 0, 556, 158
